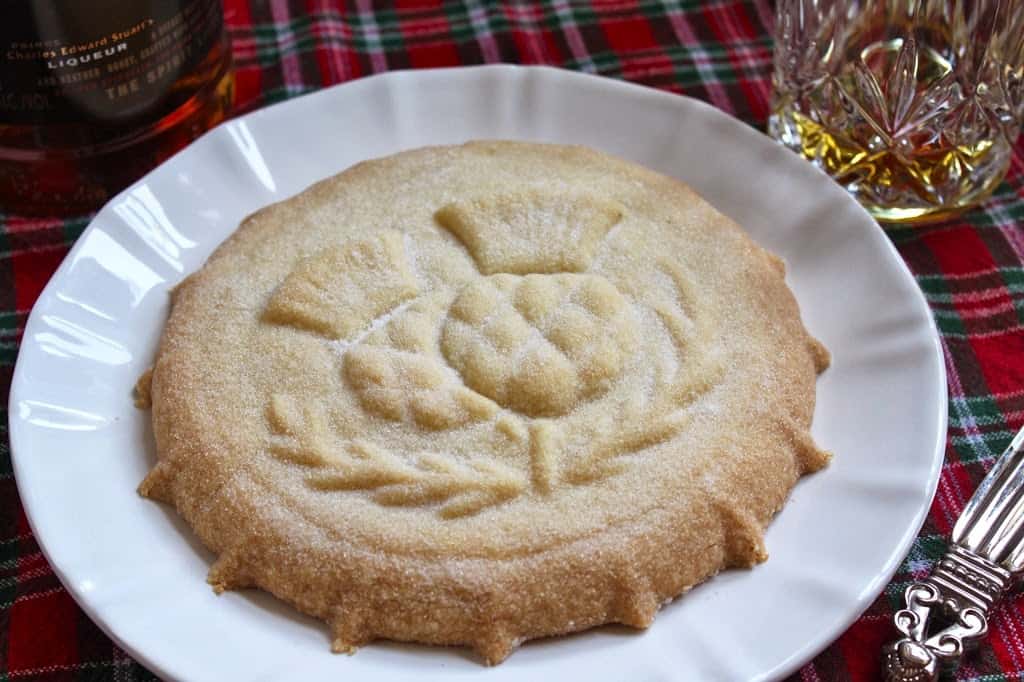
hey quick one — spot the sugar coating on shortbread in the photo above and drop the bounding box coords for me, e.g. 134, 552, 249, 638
137, 141, 830, 664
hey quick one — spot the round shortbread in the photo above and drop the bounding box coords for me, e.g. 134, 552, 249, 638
138, 141, 830, 664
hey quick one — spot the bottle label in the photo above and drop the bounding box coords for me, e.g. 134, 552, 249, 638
0, 0, 224, 124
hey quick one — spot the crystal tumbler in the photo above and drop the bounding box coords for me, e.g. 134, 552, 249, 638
769, 1, 1024, 224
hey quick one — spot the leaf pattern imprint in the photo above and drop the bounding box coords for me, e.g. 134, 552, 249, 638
267, 394, 527, 518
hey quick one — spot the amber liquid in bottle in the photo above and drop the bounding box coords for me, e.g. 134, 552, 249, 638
0, 0, 234, 216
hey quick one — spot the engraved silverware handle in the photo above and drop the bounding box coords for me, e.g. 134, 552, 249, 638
883, 426, 1024, 681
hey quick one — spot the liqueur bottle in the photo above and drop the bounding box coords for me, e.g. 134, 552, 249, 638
0, 0, 234, 215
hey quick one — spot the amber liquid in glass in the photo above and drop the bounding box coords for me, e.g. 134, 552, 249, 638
770, 1, 1021, 225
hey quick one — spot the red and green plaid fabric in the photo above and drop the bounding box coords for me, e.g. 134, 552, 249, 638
2, 0, 1024, 679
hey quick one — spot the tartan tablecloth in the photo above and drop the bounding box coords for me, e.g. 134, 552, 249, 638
3, 0, 1024, 680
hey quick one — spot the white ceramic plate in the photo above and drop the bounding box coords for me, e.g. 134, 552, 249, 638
9, 65, 946, 682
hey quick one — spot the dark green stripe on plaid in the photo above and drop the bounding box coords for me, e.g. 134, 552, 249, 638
245, 18, 770, 64
241, 4, 771, 92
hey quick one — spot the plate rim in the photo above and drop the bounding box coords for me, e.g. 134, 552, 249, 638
8, 64, 948, 681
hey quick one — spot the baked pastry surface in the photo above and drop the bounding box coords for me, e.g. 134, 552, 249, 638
138, 141, 830, 664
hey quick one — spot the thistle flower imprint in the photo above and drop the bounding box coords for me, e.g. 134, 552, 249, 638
260, 192, 728, 518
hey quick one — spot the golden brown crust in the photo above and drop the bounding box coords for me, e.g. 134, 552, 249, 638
132, 367, 153, 409
139, 141, 829, 664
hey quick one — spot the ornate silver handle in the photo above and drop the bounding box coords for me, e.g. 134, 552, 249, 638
883, 426, 1024, 681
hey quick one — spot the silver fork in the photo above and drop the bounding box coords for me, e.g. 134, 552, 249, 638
883, 425, 1024, 681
